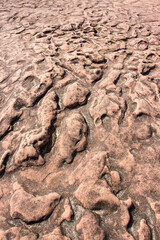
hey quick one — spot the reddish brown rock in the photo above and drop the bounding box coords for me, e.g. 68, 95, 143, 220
138, 219, 151, 240
119, 198, 135, 240
130, 79, 160, 118
0, 150, 10, 174
88, 68, 104, 84
135, 39, 149, 51
99, 69, 121, 88
10, 185, 60, 223
0, 227, 37, 240
88, 52, 106, 64
20, 73, 53, 107
0, 0, 160, 239
110, 170, 121, 188
76, 211, 105, 240
138, 62, 155, 75
89, 89, 125, 126
58, 54, 104, 84
68, 151, 108, 185
74, 179, 120, 210
0, 98, 22, 138
13, 91, 58, 167
50, 198, 73, 225
62, 82, 90, 108
54, 112, 88, 165
42, 227, 70, 240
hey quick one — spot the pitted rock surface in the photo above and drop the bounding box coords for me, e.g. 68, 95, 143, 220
0, 0, 160, 239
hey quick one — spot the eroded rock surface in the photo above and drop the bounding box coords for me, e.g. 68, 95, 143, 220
76, 211, 105, 240
54, 112, 88, 165
62, 82, 90, 108
74, 179, 120, 210
10, 184, 60, 223
42, 227, 70, 240
13, 91, 58, 167
0, 227, 37, 240
0, 0, 160, 239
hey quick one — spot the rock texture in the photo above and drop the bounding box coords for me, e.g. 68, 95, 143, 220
10, 184, 60, 223
0, 227, 37, 240
0, 0, 160, 239
62, 82, 90, 108
76, 211, 105, 240
54, 112, 88, 165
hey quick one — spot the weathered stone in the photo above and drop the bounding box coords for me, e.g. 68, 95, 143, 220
76, 211, 105, 240
62, 82, 90, 108
138, 219, 151, 240
42, 227, 70, 240
74, 179, 120, 209
10, 186, 60, 223
54, 112, 88, 165
0, 0, 160, 239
